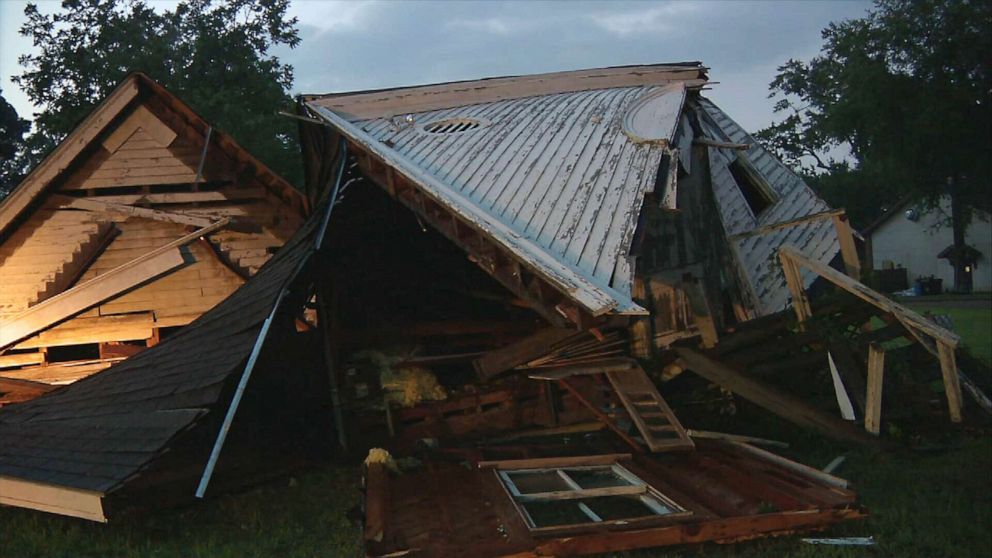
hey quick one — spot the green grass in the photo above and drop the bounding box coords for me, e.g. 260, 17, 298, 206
0, 466, 363, 558
909, 305, 992, 365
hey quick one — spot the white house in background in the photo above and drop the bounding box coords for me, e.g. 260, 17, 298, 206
865, 195, 992, 292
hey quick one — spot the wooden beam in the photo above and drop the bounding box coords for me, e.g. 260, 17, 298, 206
478, 453, 631, 470
675, 348, 881, 446
831, 212, 861, 280
0, 220, 226, 351
778, 246, 959, 346
865, 343, 885, 435
474, 327, 577, 381
519, 507, 865, 556
0, 352, 45, 369
729, 209, 844, 240
0, 476, 106, 523
693, 137, 751, 150
52, 194, 219, 228
937, 341, 963, 423
779, 254, 812, 324
0, 376, 57, 404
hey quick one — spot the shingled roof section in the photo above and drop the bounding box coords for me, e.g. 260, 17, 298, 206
0, 201, 322, 518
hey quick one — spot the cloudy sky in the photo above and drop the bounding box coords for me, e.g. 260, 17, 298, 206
1, 0, 871, 133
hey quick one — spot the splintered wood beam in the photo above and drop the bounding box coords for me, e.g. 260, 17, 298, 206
831, 212, 861, 280
779, 253, 813, 325
0, 377, 56, 401
675, 348, 881, 446
865, 343, 885, 435
52, 194, 220, 228
356, 156, 587, 329
0, 220, 227, 351
474, 327, 578, 381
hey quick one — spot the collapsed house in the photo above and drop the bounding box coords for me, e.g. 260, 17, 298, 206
1, 63, 984, 556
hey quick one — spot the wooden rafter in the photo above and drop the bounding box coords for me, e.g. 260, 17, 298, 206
52, 194, 219, 228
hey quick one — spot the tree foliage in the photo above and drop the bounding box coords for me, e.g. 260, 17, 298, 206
13, 0, 302, 185
757, 0, 992, 227
1, 90, 30, 198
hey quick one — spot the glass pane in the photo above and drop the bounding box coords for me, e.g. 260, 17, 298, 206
566, 467, 631, 489
523, 501, 591, 527
583, 495, 671, 520
506, 471, 571, 494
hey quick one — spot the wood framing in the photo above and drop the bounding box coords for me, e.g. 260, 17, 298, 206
865, 343, 885, 435
777, 245, 978, 422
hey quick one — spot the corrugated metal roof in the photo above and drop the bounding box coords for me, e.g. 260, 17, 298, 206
310, 84, 689, 315
696, 97, 840, 315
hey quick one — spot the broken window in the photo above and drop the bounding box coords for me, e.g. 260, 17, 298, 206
728, 155, 776, 217
496, 461, 689, 531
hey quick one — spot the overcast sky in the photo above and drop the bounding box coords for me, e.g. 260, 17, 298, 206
0, 0, 871, 134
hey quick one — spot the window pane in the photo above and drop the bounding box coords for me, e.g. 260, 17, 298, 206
523, 501, 591, 527
583, 495, 670, 520
566, 468, 631, 489
506, 471, 572, 494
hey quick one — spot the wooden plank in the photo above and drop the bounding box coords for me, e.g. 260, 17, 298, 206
779, 246, 959, 346
937, 341, 963, 423
865, 343, 885, 435
0, 376, 56, 401
779, 254, 812, 324
519, 507, 865, 556
526, 358, 636, 380
0, 220, 227, 350
0, 476, 106, 523
516, 484, 646, 503
0, 352, 45, 369
0, 361, 115, 385
826, 337, 867, 417
831, 213, 861, 280
675, 348, 881, 446
474, 327, 577, 381
728, 208, 844, 240
52, 194, 218, 228
478, 454, 631, 470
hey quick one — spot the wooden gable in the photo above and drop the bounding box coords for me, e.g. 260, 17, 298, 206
0, 74, 306, 395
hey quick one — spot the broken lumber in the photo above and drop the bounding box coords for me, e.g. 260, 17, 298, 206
675, 348, 881, 446
474, 327, 576, 380
364, 462, 389, 542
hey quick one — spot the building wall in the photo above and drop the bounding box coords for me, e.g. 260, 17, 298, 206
870, 196, 992, 292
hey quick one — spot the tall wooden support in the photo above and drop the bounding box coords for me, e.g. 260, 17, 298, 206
937, 341, 963, 423
831, 212, 861, 280
865, 343, 885, 435
778, 254, 812, 324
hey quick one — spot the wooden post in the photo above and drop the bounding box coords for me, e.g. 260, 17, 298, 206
937, 341, 963, 423
778, 252, 812, 325
865, 343, 885, 435
831, 212, 861, 280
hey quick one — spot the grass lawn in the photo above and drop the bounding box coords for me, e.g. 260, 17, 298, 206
901, 302, 992, 366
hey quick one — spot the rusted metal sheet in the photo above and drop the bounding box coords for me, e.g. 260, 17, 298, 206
695, 97, 841, 315
309, 84, 689, 316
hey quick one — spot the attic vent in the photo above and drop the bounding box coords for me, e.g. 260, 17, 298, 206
422, 118, 485, 135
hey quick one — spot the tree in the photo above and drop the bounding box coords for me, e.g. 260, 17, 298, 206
13, 0, 302, 186
0, 90, 30, 199
757, 0, 992, 290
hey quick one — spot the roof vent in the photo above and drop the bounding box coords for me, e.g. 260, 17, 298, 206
422, 118, 486, 135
